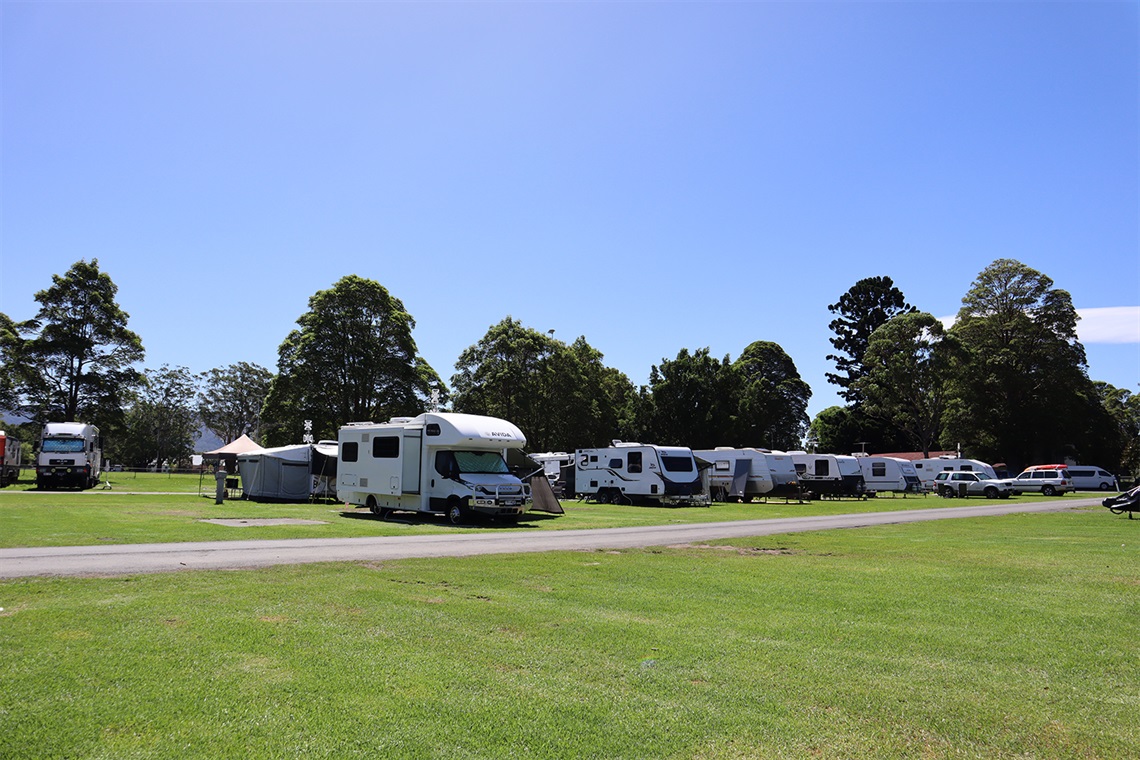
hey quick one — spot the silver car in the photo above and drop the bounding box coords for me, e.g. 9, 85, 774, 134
933, 471, 1014, 499
1007, 469, 1073, 496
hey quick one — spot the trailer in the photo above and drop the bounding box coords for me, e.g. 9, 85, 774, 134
575, 442, 707, 506
337, 413, 531, 524
911, 456, 997, 491
36, 422, 102, 490
787, 452, 865, 497
0, 431, 20, 486
693, 447, 801, 502
852, 454, 921, 494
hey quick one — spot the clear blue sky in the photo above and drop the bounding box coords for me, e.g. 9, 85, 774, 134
2, 1, 1137, 423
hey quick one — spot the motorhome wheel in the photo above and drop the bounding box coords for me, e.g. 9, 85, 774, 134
447, 501, 466, 525
366, 496, 380, 516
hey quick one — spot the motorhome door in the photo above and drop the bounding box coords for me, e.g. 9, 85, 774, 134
402, 430, 422, 494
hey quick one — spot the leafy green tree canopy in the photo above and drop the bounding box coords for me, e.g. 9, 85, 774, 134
17, 259, 144, 433
260, 276, 439, 446
732, 340, 811, 450
857, 311, 957, 458
199, 362, 274, 444
943, 259, 1094, 469
111, 365, 200, 468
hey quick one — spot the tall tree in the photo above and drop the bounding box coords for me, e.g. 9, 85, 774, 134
826, 276, 914, 404
731, 340, 811, 450
642, 348, 735, 449
111, 365, 200, 468
17, 260, 144, 432
260, 276, 439, 446
0, 312, 24, 413
942, 259, 1095, 470
451, 317, 556, 446
451, 319, 634, 452
199, 362, 274, 443
856, 312, 957, 457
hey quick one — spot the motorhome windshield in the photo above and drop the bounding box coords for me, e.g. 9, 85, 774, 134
661, 455, 694, 473
42, 439, 84, 453
453, 451, 509, 474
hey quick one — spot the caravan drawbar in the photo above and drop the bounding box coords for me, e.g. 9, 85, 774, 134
337, 412, 530, 523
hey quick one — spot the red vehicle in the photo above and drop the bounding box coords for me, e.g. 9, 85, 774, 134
0, 431, 21, 486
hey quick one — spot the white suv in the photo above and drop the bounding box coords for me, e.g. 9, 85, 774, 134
933, 471, 1013, 499
1007, 469, 1073, 496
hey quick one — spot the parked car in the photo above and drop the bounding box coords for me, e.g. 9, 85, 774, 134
932, 471, 1014, 499
1006, 468, 1073, 496
1063, 466, 1119, 492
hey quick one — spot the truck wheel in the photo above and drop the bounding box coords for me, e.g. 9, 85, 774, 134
447, 502, 466, 525
366, 496, 380, 516
1042, 485, 1056, 496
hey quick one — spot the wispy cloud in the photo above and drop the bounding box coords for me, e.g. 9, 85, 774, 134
1075, 307, 1140, 344
938, 306, 1139, 344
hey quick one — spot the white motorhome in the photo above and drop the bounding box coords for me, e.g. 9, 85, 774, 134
911, 456, 997, 491
853, 454, 921, 494
787, 452, 865, 497
574, 442, 707, 506
693, 447, 800, 501
337, 413, 530, 523
36, 422, 102, 490
0, 430, 20, 486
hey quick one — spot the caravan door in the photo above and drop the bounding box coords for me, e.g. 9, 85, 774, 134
402, 429, 422, 494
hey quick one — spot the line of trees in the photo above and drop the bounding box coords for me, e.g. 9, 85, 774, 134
2, 258, 1137, 477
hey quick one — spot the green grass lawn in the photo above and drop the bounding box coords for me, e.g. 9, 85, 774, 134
0, 480, 1014, 549
1, 507, 1136, 758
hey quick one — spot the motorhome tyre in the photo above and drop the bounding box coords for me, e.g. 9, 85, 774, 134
366, 496, 380, 516
1042, 485, 1057, 496
447, 499, 467, 525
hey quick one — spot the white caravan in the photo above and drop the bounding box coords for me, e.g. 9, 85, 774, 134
575, 442, 707, 506
787, 452, 866, 497
853, 455, 921, 494
911, 456, 997, 491
337, 413, 529, 523
36, 422, 102, 490
694, 448, 801, 501
530, 452, 573, 484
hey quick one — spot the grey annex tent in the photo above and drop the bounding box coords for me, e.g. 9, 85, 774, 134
237, 442, 338, 502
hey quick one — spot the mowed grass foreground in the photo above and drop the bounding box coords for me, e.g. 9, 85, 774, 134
1, 508, 1137, 758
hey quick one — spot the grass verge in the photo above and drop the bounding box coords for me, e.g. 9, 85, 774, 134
1, 507, 1136, 758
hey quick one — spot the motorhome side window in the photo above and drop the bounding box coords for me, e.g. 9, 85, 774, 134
342, 442, 359, 462
661, 455, 693, 473
426, 423, 441, 436
372, 436, 399, 458
435, 451, 459, 478
628, 452, 642, 473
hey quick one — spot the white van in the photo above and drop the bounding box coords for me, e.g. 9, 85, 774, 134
1062, 466, 1118, 492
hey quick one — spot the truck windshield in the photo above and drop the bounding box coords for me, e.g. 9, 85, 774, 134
42, 439, 84, 453
453, 451, 509, 474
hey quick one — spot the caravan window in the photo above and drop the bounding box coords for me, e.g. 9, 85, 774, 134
372, 436, 400, 458
628, 451, 642, 473
342, 442, 359, 462
715, 460, 731, 471
609, 458, 623, 469
813, 459, 830, 477
661, 455, 693, 473
872, 462, 886, 477
961, 464, 974, 471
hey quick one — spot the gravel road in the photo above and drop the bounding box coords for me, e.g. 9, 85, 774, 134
0, 498, 1099, 578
